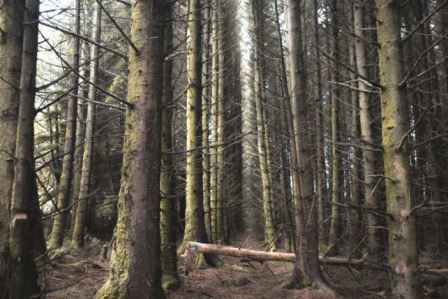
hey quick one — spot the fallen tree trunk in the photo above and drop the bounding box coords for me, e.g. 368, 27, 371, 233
185, 242, 448, 276
185, 242, 379, 268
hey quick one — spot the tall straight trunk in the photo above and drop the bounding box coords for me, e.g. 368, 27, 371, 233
160, 1, 179, 290
273, 0, 295, 250
50, 0, 81, 249
0, 1, 24, 294
71, 1, 101, 248
179, 0, 208, 253
209, 0, 219, 243
216, 3, 225, 243
95, 0, 166, 297
353, 0, 383, 260
348, 38, 361, 255
375, 1, 419, 297
313, 0, 325, 243
70, 46, 88, 236
329, 0, 341, 249
9, 0, 41, 297
252, 0, 276, 249
202, 3, 212, 239
285, 0, 329, 289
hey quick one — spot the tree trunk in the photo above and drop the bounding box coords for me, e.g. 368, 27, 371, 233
95, 0, 166, 297
209, 0, 220, 243
9, 0, 41, 296
375, 1, 419, 297
348, 37, 361, 256
202, 2, 212, 240
160, 1, 180, 290
285, 0, 329, 289
178, 0, 208, 254
251, 0, 276, 249
0, 1, 24, 295
353, 0, 384, 260
70, 49, 88, 236
72, 0, 101, 248
49, 0, 81, 250
329, 0, 341, 250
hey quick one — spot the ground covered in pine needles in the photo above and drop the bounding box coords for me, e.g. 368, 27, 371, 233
39, 237, 448, 298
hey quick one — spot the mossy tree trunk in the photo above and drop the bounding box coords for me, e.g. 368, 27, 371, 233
160, 0, 180, 290
50, 0, 81, 250
95, 0, 166, 297
0, 0, 24, 295
70, 45, 88, 236
375, 0, 419, 297
178, 0, 208, 254
72, 0, 101, 248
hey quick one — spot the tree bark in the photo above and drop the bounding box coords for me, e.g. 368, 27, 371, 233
329, 0, 341, 250
72, 0, 102, 248
160, 0, 179, 290
375, 0, 419, 297
49, 0, 81, 250
95, 0, 166, 297
353, 0, 384, 260
0, 1, 24, 295
251, 0, 276, 249
209, 0, 220, 243
285, 0, 329, 289
178, 0, 208, 254
9, 0, 41, 296
202, 2, 212, 240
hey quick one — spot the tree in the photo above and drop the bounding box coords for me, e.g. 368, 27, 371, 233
285, 0, 330, 290
71, 0, 102, 248
178, 0, 208, 254
353, 0, 383, 260
49, 0, 82, 249
0, 0, 24, 295
160, 0, 180, 290
251, 0, 276, 249
375, 0, 419, 297
95, 0, 166, 297
9, 0, 42, 296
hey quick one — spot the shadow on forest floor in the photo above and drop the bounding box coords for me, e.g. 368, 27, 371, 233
39, 236, 448, 298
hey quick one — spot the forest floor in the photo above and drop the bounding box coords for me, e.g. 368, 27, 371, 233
39, 236, 448, 298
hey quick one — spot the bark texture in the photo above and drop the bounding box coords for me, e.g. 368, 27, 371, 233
95, 0, 166, 297
376, 0, 419, 297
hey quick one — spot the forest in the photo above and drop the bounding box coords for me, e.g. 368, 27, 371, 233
1, 0, 448, 298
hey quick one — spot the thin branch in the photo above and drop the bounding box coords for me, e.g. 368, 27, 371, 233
94, 0, 139, 54
39, 21, 127, 59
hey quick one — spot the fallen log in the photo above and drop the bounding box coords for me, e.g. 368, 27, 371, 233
185, 242, 448, 276
185, 241, 378, 268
